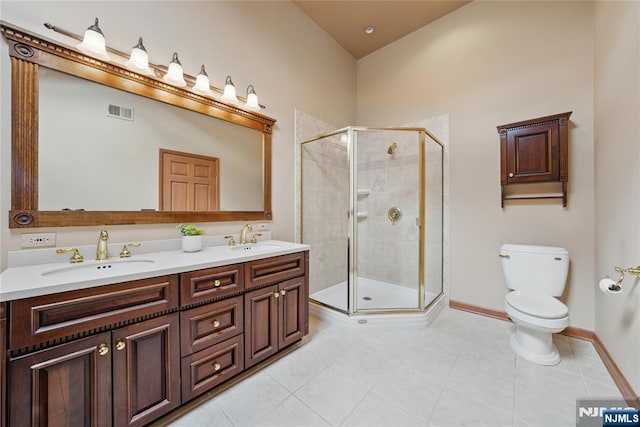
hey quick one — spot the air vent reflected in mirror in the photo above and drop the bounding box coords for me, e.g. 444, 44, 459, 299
107, 104, 134, 121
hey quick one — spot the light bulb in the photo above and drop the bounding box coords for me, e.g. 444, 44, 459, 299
220, 75, 239, 104
244, 85, 261, 111
124, 38, 153, 75
163, 52, 186, 87
77, 18, 110, 61
192, 65, 213, 96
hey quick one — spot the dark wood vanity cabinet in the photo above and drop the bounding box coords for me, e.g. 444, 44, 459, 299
9, 332, 113, 427
112, 314, 181, 427
6, 275, 182, 427
244, 253, 308, 369
244, 277, 306, 368
3, 251, 309, 426
7, 297, 181, 426
179, 265, 246, 402
498, 111, 572, 207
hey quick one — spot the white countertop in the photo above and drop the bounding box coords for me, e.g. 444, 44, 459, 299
0, 240, 309, 302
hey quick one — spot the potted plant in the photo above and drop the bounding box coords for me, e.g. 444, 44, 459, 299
176, 224, 204, 252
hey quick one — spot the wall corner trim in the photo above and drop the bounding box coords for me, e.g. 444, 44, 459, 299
448, 300, 639, 406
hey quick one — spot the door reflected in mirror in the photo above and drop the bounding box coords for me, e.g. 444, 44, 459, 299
38, 68, 264, 212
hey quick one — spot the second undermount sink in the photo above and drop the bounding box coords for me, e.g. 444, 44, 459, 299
229, 243, 283, 252
42, 258, 155, 278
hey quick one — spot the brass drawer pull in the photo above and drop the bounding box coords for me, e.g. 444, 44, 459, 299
212, 320, 221, 328
280, 290, 286, 296
213, 362, 221, 371
273, 292, 280, 298
97, 343, 109, 356
115, 340, 126, 351
214, 279, 221, 287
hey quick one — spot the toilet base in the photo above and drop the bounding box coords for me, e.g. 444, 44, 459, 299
510, 327, 561, 366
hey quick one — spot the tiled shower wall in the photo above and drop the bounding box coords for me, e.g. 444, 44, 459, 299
296, 110, 448, 303
356, 131, 421, 288
297, 111, 349, 295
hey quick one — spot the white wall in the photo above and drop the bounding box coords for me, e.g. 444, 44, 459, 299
0, 1, 356, 269
594, 0, 640, 394
357, 1, 596, 329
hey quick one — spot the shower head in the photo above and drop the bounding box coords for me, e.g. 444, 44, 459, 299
387, 142, 397, 155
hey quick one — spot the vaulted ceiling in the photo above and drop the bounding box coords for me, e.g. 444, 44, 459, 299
292, 1, 471, 59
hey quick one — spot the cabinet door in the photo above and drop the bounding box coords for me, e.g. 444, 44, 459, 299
8, 332, 112, 427
278, 277, 306, 350
506, 122, 559, 183
112, 314, 180, 427
244, 285, 278, 368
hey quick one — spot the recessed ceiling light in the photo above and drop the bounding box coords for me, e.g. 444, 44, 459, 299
364, 26, 374, 35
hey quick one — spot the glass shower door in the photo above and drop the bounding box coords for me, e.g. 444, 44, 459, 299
354, 129, 422, 312
301, 130, 350, 313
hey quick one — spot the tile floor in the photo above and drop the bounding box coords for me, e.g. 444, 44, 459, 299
160, 305, 622, 427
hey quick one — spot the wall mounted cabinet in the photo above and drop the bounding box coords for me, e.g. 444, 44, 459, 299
498, 112, 572, 207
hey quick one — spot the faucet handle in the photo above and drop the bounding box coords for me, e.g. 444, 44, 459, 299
56, 247, 84, 263
224, 235, 236, 246
120, 242, 141, 258
250, 233, 263, 244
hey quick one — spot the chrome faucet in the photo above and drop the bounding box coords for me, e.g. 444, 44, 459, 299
239, 224, 253, 244
96, 230, 109, 260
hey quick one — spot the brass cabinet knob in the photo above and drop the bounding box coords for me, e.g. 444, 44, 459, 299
115, 340, 126, 351
97, 344, 109, 356
509, 172, 514, 178
214, 279, 221, 287
280, 290, 286, 296
212, 320, 221, 328
213, 362, 221, 371
273, 292, 280, 298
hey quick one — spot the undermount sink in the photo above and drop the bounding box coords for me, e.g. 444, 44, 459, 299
229, 243, 283, 252
42, 259, 155, 278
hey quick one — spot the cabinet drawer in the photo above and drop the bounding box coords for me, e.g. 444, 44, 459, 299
180, 264, 243, 306
245, 252, 305, 289
9, 275, 179, 351
180, 334, 244, 402
180, 296, 243, 355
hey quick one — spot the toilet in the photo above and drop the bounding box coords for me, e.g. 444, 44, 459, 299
500, 244, 570, 365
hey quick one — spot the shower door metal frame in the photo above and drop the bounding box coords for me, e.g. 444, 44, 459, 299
300, 126, 444, 316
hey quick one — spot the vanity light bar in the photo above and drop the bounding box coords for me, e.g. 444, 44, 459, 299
43, 21, 266, 109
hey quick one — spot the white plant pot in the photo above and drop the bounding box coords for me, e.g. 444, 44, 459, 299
182, 235, 203, 253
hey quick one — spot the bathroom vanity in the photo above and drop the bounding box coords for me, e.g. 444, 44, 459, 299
0, 242, 309, 427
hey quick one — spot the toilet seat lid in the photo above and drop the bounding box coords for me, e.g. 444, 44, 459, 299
505, 290, 568, 319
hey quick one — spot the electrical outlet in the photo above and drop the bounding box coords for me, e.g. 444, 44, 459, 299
255, 223, 269, 231
21, 233, 56, 248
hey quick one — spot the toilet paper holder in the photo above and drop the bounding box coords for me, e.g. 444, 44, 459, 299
609, 265, 640, 292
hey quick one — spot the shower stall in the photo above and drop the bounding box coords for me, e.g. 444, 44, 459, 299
300, 127, 444, 315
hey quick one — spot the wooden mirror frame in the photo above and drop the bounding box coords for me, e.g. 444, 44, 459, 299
2, 22, 275, 228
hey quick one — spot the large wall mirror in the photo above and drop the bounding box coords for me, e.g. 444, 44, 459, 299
2, 22, 275, 228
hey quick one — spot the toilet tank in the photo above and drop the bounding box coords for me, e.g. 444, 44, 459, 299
500, 244, 569, 296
